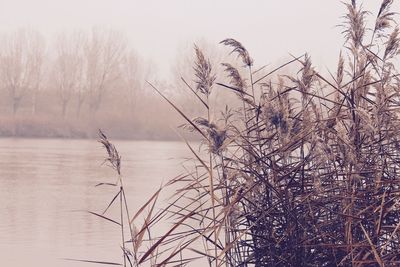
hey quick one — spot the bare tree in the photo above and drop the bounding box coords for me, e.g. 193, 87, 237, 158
121, 50, 153, 115
0, 29, 45, 115
122, 51, 140, 114
53, 31, 85, 117
84, 28, 126, 115
29, 31, 45, 115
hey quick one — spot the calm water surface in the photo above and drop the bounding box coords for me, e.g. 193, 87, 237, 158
0, 138, 195, 267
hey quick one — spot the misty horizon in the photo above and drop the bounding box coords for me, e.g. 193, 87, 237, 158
0, 1, 395, 140
0, 1, 391, 80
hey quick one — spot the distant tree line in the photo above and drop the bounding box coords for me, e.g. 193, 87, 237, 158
0, 28, 185, 139
0, 29, 281, 139
0, 28, 152, 117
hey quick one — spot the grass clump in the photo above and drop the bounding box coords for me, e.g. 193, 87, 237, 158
87, 1, 400, 266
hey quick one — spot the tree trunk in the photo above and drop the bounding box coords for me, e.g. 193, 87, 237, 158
62, 100, 68, 118
89, 92, 102, 117
32, 90, 39, 115
76, 96, 84, 118
12, 97, 21, 115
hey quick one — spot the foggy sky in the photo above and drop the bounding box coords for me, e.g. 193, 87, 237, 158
0, 0, 393, 79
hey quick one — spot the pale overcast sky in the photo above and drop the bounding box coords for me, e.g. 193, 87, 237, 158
0, 1, 394, 79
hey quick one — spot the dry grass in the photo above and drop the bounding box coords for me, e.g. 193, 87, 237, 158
89, 1, 400, 266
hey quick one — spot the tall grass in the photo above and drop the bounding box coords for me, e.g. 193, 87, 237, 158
89, 1, 400, 266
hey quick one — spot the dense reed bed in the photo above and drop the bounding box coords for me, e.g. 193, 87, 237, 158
91, 1, 400, 266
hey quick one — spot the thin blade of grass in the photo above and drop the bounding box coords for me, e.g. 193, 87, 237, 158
87, 211, 121, 226
63, 258, 122, 265
130, 187, 162, 224
138, 211, 196, 264
102, 189, 121, 215
181, 77, 209, 109
360, 223, 384, 267
147, 81, 209, 142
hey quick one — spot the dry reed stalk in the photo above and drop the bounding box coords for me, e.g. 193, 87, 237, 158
84, 1, 400, 266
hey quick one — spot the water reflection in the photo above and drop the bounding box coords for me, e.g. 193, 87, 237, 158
0, 138, 190, 267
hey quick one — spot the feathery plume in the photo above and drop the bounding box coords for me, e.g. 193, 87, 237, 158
384, 27, 400, 59
221, 63, 246, 90
342, 1, 368, 48
193, 45, 216, 95
220, 38, 253, 66
98, 129, 121, 175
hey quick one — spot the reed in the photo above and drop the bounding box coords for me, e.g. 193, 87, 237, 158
88, 1, 400, 266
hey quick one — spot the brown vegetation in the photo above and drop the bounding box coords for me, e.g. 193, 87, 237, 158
89, 1, 400, 266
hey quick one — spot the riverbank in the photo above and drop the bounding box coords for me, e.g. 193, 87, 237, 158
0, 114, 191, 141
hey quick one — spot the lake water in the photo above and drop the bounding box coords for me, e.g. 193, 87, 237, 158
0, 138, 196, 267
